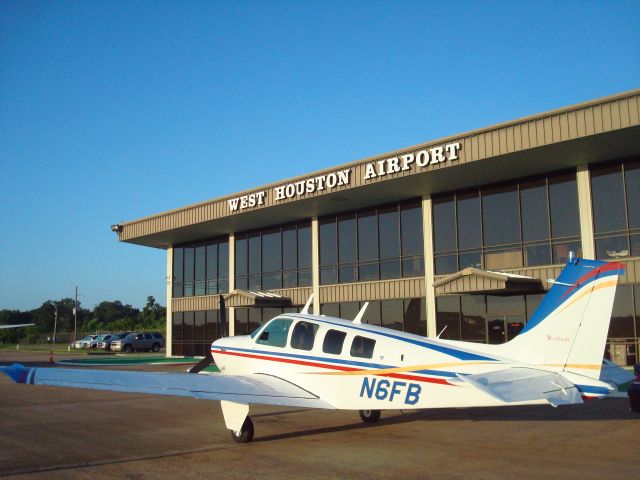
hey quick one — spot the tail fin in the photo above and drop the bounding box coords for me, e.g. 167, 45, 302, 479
497, 258, 625, 379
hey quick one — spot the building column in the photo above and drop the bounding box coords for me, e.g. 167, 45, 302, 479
311, 217, 320, 314
422, 195, 437, 338
576, 165, 596, 260
165, 247, 173, 357
228, 233, 235, 336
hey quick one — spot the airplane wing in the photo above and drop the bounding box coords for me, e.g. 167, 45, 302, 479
0, 363, 334, 409
455, 367, 583, 407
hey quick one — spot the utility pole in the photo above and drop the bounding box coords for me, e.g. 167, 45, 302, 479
74, 286, 78, 341
53, 306, 58, 343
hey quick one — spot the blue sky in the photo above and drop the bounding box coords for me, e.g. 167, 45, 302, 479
1, 0, 638, 311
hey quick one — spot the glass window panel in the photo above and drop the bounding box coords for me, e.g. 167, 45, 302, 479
487, 295, 525, 316
205, 310, 218, 344
283, 271, 297, 288
524, 244, 551, 267
319, 218, 337, 266
248, 233, 261, 275
235, 237, 248, 277
262, 228, 281, 273
608, 285, 635, 338
248, 308, 262, 335
235, 309, 248, 336
321, 303, 340, 318
173, 282, 183, 298
381, 299, 403, 331
298, 223, 312, 270
255, 318, 293, 348
482, 184, 520, 246
459, 251, 482, 269
195, 246, 205, 281
338, 265, 357, 283
552, 240, 582, 264
184, 247, 194, 284
248, 275, 261, 291
403, 298, 426, 336
402, 257, 424, 277
298, 269, 312, 287
595, 236, 630, 260
591, 163, 626, 234
282, 226, 297, 270
235, 276, 248, 290
359, 263, 379, 282
350, 336, 375, 358
173, 248, 184, 282
457, 191, 481, 250
262, 308, 283, 323
183, 312, 194, 343
520, 178, 550, 242
358, 211, 378, 261
262, 272, 282, 290
549, 172, 579, 238
323, 329, 347, 355
625, 161, 640, 229
630, 234, 640, 257
380, 260, 401, 280
401, 201, 424, 256
525, 294, 545, 322
290, 321, 319, 350
184, 282, 194, 297
206, 244, 218, 281
218, 241, 229, 292
172, 312, 183, 342
340, 302, 360, 321
362, 301, 381, 326
379, 206, 400, 260
195, 311, 205, 343
432, 195, 456, 253
320, 266, 337, 285
436, 296, 460, 340
435, 255, 457, 275
338, 214, 357, 263
461, 295, 486, 342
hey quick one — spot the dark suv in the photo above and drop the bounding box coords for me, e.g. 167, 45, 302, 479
110, 332, 164, 353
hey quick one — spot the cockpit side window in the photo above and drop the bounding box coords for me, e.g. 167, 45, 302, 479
290, 321, 319, 351
350, 335, 376, 359
322, 329, 347, 355
255, 318, 293, 348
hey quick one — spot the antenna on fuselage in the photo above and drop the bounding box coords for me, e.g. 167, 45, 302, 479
353, 302, 369, 324
436, 325, 447, 339
300, 294, 313, 314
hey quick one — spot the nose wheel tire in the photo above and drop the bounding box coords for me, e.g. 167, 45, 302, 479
230, 417, 254, 443
359, 409, 381, 423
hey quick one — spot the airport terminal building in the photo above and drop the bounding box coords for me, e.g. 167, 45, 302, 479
114, 90, 640, 366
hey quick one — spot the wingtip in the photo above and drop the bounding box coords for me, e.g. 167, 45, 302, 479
0, 363, 32, 384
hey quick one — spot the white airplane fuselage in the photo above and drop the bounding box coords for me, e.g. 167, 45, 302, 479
211, 313, 610, 411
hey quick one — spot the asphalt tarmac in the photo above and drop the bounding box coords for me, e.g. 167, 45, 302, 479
1, 351, 638, 479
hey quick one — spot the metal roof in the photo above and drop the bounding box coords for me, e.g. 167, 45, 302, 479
114, 89, 640, 249
433, 268, 545, 295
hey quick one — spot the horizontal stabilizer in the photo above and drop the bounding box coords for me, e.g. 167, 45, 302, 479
0, 363, 334, 410
599, 360, 635, 386
457, 367, 583, 406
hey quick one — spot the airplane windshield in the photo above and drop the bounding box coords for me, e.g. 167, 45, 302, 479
255, 318, 293, 348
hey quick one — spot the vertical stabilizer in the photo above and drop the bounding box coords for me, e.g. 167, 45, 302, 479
497, 258, 624, 379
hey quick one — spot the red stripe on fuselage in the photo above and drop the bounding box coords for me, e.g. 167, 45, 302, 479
212, 349, 454, 386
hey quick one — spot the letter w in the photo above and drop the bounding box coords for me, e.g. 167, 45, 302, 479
228, 198, 240, 212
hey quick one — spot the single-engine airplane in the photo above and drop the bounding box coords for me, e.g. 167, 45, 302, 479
0, 257, 628, 442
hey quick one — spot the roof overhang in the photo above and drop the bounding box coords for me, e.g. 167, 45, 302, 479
433, 268, 545, 295
223, 290, 293, 308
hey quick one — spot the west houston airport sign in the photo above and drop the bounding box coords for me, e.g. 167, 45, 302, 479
227, 142, 461, 212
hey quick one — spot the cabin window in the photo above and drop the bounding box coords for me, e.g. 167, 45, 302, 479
256, 318, 293, 348
290, 321, 319, 351
350, 336, 376, 359
322, 329, 347, 355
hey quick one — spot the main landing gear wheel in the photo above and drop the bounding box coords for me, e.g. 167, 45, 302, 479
230, 417, 254, 443
359, 409, 381, 423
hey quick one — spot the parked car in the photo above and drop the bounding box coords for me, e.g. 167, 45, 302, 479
110, 332, 164, 353
96, 333, 129, 351
72, 335, 98, 349
629, 363, 640, 413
